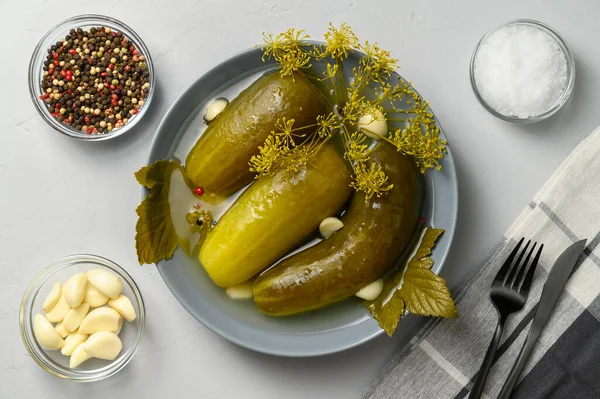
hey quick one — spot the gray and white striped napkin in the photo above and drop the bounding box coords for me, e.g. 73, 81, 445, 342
361, 126, 600, 399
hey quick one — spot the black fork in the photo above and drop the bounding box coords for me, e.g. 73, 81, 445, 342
468, 238, 543, 399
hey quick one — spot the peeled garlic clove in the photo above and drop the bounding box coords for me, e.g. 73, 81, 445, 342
70, 344, 92, 368
55, 322, 70, 338
84, 284, 109, 307
62, 303, 90, 332
83, 331, 123, 360
319, 217, 344, 239
204, 98, 229, 122
108, 294, 137, 322
225, 280, 254, 300
34, 314, 64, 350
63, 273, 88, 308
355, 279, 384, 301
61, 331, 88, 356
87, 269, 123, 299
78, 307, 122, 334
358, 110, 388, 139
112, 316, 123, 335
45, 294, 71, 323
42, 282, 62, 312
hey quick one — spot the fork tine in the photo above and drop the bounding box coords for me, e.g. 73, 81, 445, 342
510, 242, 537, 289
496, 237, 524, 283
505, 240, 530, 286
518, 244, 543, 293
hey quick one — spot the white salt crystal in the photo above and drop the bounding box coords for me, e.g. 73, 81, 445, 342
474, 25, 568, 118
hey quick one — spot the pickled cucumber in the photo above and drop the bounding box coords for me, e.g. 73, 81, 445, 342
185, 71, 325, 204
253, 144, 422, 316
199, 144, 352, 287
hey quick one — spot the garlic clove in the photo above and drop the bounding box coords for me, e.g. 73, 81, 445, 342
78, 307, 122, 334
34, 314, 65, 350
42, 282, 62, 312
204, 98, 229, 122
225, 280, 254, 300
84, 283, 109, 307
358, 110, 388, 140
87, 269, 123, 299
319, 217, 344, 239
83, 331, 123, 360
355, 279, 384, 301
63, 273, 88, 308
108, 294, 137, 322
45, 294, 71, 323
62, 303, 90, 332
112, 316, 123, 335
55, 321, 71, 338
61, 331, 88, 356
69, 344, 92, 368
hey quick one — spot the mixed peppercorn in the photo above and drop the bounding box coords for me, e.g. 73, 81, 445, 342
40, 26, 150, 135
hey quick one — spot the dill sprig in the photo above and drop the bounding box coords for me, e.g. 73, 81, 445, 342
256, 24, 447, 199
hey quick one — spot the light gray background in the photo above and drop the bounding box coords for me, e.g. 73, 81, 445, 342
1, 0, 598, 398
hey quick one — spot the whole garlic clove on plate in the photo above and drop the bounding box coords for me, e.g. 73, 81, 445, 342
225, 280, 254, 300
319, 217, 344, 239
108, 294, 137, 322
62, 273, 88, 308
42, 282, 62, 312
45, 294, 71, 323
204, 98, 229, 122
357, 110, 388, 140
62, 303, 90, 332
355, 279, 384, 301
34, 314, 65, 350
61, 331, 88, 356
79, 307, 122, 334
70, 344, 92, 368
84, 284, 110, 307
83, 331, 123, 360
87, 269, 123, 299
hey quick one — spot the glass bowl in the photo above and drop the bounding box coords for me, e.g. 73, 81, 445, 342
28, 14, 155, 141
469, 19, 575, 123
19, 254, 145, 382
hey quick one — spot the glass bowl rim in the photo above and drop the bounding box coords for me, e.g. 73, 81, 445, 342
27, 13, 155, 141
19, 253, 146, 382
469, 18, 576, 123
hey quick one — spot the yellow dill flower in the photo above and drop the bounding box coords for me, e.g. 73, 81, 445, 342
261, 28, 312, 79
351, 161, 393, 200
316, 112, 339, 138
345, 131, 370, 162
322, 23, 358, 59
389, 117, 447, 173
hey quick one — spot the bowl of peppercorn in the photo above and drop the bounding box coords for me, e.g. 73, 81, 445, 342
28, 15, 154, 140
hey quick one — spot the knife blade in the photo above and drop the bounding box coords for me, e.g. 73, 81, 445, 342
498, 239, 587, 399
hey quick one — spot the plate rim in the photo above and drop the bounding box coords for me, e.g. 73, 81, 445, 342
145, 45, 459, 357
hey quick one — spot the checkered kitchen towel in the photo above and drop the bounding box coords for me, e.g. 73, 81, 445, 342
361, 127, 600, 399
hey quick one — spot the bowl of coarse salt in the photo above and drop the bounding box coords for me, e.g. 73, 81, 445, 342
470, 19, 575, 123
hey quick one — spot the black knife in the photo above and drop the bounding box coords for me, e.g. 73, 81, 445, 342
498, 239, 587, 399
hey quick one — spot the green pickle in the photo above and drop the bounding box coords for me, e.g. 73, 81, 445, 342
253, 144, 423, 316
199, 144, 352, 287
185, 71, 326, 204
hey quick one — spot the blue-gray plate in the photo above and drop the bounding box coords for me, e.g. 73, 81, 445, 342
146, 45, 458, 357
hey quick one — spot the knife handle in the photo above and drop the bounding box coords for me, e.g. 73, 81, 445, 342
498, 320, 542, 398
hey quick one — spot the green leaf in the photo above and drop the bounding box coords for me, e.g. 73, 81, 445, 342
135, 160, 181, 265
365, 227, 457, 336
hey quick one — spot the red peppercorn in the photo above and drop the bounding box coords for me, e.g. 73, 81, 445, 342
111, 98, 118, 106
87, 127, 94, 134
194, 187, 205, 196
53, 52, 58, 59
132, 49, 139, 56
100, 72, 107, 77
67, 89, 72, 95
109, 84, 116, 90
108, 63, 114, 70
84, 116, 90, 123
53, 60, 59, 66
69, 49, 77, 55
39, 94, 48, 100
65, 76, 72, 81
93, 128, 98, 134
124, 65, 131, 72
132, 109, 139, 115
66, 70, 73, 76
60, 70, 67, 77
55, 103, 60, 109
111, 93, 118, 99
